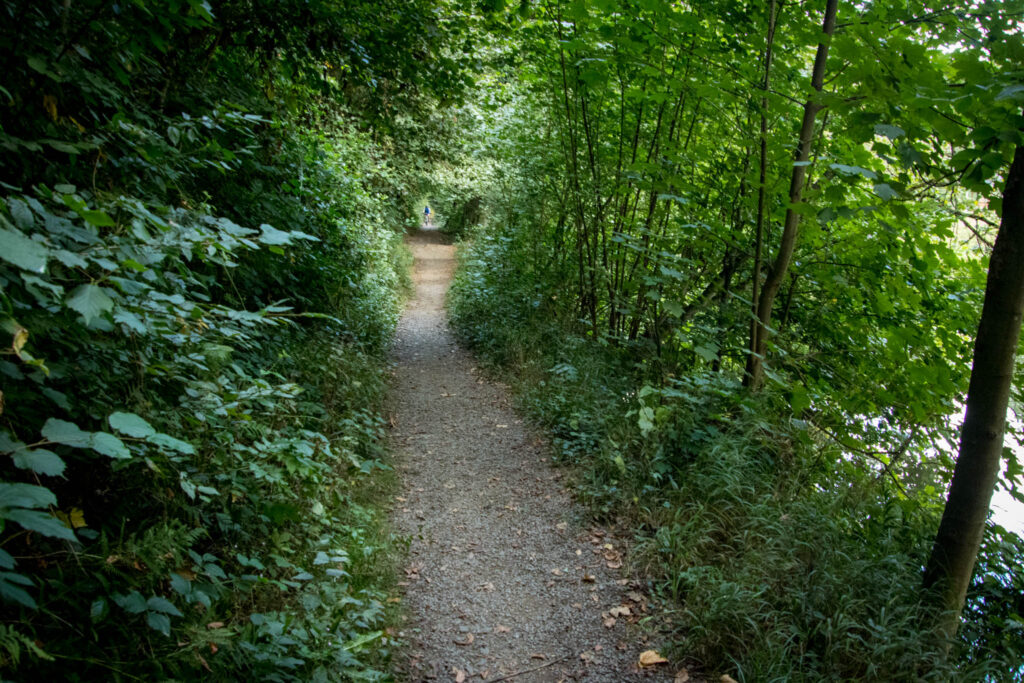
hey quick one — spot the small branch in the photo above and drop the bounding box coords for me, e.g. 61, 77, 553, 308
484, 654, 573, 682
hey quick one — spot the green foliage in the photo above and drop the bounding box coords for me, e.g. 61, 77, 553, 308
0, 0, 473, 677
446, 0, 1024, 671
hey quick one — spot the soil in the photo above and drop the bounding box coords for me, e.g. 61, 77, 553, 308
389, 229, 680, 683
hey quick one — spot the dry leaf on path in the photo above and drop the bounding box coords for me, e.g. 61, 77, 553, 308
603, 617, 616, 628
609, 606, 631, 617
531, 653, 546, 660
454, 669, 466, 683
675, 670, 690, 682
495, 624, 510, 633
453, 633, 474, 646
638, 650, 668, 667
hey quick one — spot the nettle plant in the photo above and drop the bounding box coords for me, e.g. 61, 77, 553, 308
0, 185, 393, 677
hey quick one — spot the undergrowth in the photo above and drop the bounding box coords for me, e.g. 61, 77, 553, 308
449, 227, 1024, 682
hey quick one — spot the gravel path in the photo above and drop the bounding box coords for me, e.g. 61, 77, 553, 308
389, 229, 679, 683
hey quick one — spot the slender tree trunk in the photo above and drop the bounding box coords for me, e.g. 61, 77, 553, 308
750, 0, 780, 376
923, 144, 1024, 642
744, 0, 838, 389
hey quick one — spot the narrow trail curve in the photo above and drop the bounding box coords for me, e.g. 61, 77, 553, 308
389, 229, 675, 682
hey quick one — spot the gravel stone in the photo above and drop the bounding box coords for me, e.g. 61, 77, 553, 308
390, 229, 678, 683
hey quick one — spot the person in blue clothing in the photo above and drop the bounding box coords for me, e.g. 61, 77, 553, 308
423, 205, 431, 227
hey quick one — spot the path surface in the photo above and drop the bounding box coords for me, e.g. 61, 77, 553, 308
390, 229, 676, 682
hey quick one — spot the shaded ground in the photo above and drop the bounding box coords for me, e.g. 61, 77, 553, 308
389, 229, 680, 682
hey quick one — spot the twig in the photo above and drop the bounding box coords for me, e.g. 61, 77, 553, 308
484, 654, 573, 682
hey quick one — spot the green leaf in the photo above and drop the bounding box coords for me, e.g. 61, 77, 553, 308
147, 433, 195, 454
80, 210, 115, 227
258, 224, 292, 245
694, 344, 719, 362
169, 573, 191, 595
41, 418, 91, 448
114, 310, 146, 333
874, 124, 905, 140
662, 300, 683, 317
791, 385, 810, 414
0, 573, 37, 608
146, 596, 183, 616
7, 198, 34, 229
53, 249, 89, 268
146, 611, 172, 636
873, 183, 899, 201
0, 483, 57, 509
0, 225, 48, 273
90, 432, 131, 459
114, 591, 147, 614
90, 598, 108, 621
0, 549, 14, 569
995, 84, 1024, 101
4, 509, 77, 541
11, 449, 66, 477
342, 630, 383, 652
830, 163, 877, 180
66, 284, 114, 324
108, 412, 155, 438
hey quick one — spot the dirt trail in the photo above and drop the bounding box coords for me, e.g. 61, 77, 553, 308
390, 229, 675, 682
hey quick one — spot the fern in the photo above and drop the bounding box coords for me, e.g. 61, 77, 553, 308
0, 625, 52, 670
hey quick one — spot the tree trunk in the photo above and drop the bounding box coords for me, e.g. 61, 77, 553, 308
923, 144, 1024, 642
750, 0, 780, 378
744, 0, 837, 389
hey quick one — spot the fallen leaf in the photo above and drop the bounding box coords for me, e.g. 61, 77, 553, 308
582, 573, 596, 583
454, 633, 474, 646
627, 591, 644, 603
531, 654, 546, 660
638, 650, 668, 667
603, 617, 616, 628
496, 624, 510, 633
609, 605, 631, 617
551, 568, 563, 576
454, 669, 466, 683
606, 560, 623, 569
721, 677, 738, 683
480, 582, 495, 591
555, 522, 568, 530
675, 669, 690, 682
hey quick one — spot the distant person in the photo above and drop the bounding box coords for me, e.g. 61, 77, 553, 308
423, 205, 431, 227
